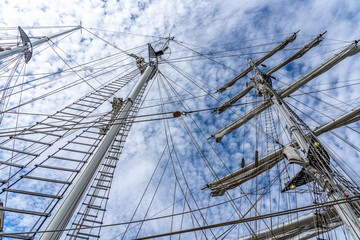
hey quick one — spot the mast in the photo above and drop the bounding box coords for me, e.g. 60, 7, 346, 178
207, 103, 360, 196
213, 40, 360, 142
39, 39, 171, 240
0, 25, 359, 239
214, 31, 326, 115
0, 26, 81, 62
216, 31, 299, 93
246, 58, 360, 239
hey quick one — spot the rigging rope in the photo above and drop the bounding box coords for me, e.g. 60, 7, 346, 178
4, 195, 360, 238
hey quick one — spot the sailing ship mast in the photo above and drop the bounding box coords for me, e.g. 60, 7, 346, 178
0, 25, 360, 239
205, 33, 360, 239
0, 26, 175, 239
248, 58, 360, 239
40, 40, 171, 240
212, 39, 360, 142
0, 26, 81, 62
214, 31, 326, 115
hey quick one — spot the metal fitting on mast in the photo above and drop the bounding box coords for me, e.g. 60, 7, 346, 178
100, 97, 124, 134
18, 26, 33, 63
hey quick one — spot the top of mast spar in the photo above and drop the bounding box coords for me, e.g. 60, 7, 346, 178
213, 31, 327, 115
148, 36, 174, 65
127, 36, 174, 73
0, 26, 81, 63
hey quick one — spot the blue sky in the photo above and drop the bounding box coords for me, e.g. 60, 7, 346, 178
0, 0, 360, 239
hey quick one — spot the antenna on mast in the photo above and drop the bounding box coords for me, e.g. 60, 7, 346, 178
148, 36, 174, 66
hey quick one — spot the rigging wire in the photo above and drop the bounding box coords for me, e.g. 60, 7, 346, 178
285, 99, 360, 179
0, 26, 80, 30
4, 62, 26, 208
0, 63, 138, 116
0, 56, 23, 124
0, 27, 358, 239
46, 39, 107, 100
83, 27, 136, 57
4, 195, 360, 238
171, 39, 239, 74
157, 74, 216, 239
86, 27, 166, 40
163, 42, 348, 64
172, 32, 313, 51
159, 72, 272, 238
0, 31, 166, 115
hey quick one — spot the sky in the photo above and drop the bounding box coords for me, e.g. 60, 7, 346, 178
0, 0, 360, 239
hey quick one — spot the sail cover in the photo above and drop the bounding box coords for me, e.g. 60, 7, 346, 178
216, 32, 298, 93
215, 32, 325, 115
239, 208, 341, 240
209, 149, 284, 196
214, 42, 360, 142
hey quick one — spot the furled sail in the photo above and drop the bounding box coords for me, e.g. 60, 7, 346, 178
266, 31, 326, 75
216, 31, 298, 93
215, 32, 326, 115
208, 149, 283, 197
239, 208, 341, 240
214, 41, 360, 142
207, 104, 360, 196
215, 85, 253, 114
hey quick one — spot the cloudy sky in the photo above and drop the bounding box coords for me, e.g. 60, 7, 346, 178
0, 0, 360, 239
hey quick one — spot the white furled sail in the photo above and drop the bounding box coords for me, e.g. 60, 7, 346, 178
214, 41, 360, 142
239, 208, 341, 240
207, 104, 360, 196
216, 31, 298, 93
215, 32, 326, 115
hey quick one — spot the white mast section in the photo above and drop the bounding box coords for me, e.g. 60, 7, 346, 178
0, 26, 81, 61
247, 59, 360, 239
214, 41, 360, 142
216, 31, 299, 93
207, 103, 360, 196
39, 40, 170, 240
215, 32, 326, 115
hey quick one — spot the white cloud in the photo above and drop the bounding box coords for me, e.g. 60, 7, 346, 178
0, 0, 359, 239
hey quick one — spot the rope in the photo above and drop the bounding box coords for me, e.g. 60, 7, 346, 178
4, 195, 360, 238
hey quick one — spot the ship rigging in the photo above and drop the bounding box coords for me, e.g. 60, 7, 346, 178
0, 25, 359, 239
